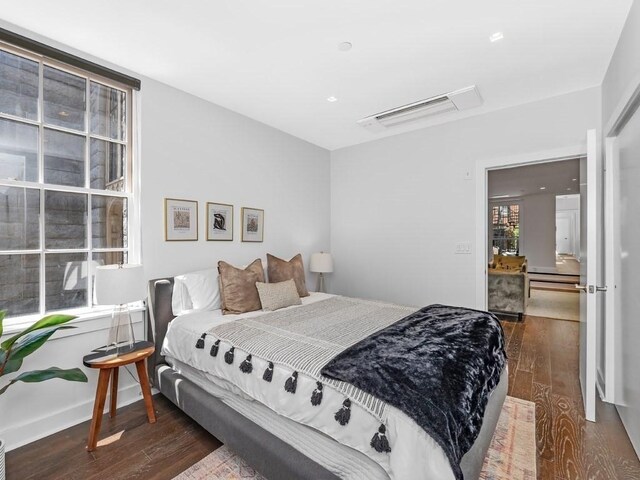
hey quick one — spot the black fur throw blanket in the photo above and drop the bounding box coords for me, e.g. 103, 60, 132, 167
321, 304, 507, 480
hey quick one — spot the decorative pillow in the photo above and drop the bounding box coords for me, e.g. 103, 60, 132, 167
172, 268, 220, 315
171, 276, 193, 316
256, 279, 302, 312
218, 259, 265, 315
266, 253, 309, 297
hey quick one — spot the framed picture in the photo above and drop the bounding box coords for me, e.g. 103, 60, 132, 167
206, 202, 233, 241
164, 198, 198, 241
241, 207, 264, 242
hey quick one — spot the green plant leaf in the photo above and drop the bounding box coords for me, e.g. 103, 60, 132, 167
1, 314, 76, 351
2, 357, 23, 376
0, 367, 88, 395
0, 310, 5, 338
7, 326, 74, 363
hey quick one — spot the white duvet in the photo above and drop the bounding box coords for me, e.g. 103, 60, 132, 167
162, 293, 456, 480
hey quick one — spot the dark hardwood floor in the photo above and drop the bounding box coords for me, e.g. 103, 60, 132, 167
6, 315, 640, 479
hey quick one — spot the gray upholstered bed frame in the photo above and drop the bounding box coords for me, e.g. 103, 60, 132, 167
146, 277, 507, 480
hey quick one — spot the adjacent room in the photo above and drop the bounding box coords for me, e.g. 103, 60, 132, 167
1, 2, 640, 480
487, 159, 581, 322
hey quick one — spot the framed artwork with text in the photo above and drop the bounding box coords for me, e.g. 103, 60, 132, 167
164, 198, 198, 241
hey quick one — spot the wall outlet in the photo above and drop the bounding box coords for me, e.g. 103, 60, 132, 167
463, 170, 473, 180
455, 242, 472, 254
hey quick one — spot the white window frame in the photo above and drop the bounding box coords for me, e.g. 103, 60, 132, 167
0, 41, 137, 326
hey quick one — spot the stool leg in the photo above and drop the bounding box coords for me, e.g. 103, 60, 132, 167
87, 368, 111, 451
135, 359, 156, 424
109, 368, 119, 418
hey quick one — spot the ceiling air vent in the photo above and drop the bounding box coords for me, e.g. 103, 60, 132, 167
357, 85, 483, 133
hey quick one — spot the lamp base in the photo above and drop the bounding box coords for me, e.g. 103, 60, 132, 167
107, 304, 136, 356
315, 273, 326, 293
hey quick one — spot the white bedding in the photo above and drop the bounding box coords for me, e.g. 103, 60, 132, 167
162, 293, 455, 480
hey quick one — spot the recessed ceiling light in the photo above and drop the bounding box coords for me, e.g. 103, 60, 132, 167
572, 178, 577, 181
59, 111, 69, 117
327, 96, 338, 102
338, 42, 353, 52
489, 32, 504, 43
539, 186, 546, 190
567, 188, 572, 191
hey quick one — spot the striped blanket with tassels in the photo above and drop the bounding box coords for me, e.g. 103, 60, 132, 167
200, 296, 416, 422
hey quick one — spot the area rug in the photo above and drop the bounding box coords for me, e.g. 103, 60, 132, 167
173, 396, 535, 480
526, 289, 579, 321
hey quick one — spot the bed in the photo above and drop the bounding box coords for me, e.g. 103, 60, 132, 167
147, 277, 507, 480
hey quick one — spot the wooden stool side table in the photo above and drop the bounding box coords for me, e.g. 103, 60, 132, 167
83, 341, 156, 451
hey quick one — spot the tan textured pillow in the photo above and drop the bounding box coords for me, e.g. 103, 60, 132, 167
256, 279, 302, 311
218, 259, 265, 315
267, 253, 309, 297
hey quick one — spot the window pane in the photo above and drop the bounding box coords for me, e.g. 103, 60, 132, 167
0, 254, 40, 317
45, 252, 88, 311
45, 191, 87, 249
92, 196, 127, 249
0, 118, 38, 182
90, 139, 125, 191
93, 251, 126, 268
90, 82, 125, 141
43, 128, 86, 187
0, 187, 40, 250
43, 65, 86, 131
0, 50, 39, 121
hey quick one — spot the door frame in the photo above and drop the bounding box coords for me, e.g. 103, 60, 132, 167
475, 145, 587, 310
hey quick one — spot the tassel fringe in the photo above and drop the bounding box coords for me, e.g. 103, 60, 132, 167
195, 333, 206, 349
224, 346, 235, 364
210, 339, 220, 357
284, 371, 298, 394
263, 362, 274, 382
240, 354, 253, 373
334, 398, 351, 426
370, 424, 391, 453
311, 382, 323, 406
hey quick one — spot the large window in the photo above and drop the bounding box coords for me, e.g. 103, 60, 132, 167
491, 203, 520, 255
0, 43, 133, 320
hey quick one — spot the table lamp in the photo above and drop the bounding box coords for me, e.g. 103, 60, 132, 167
309, 252, 333, 293
95, 264, 145, 355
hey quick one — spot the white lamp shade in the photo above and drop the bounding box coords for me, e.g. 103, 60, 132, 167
95, 264, 145, 305
309, 252, 333, 273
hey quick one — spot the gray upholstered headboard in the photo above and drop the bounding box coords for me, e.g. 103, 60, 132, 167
146, 277, 175, 385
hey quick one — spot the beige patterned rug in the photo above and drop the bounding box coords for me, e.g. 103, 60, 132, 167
174, 396, 536, 480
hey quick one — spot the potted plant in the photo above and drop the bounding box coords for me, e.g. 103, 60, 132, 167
0, 310, 88, 480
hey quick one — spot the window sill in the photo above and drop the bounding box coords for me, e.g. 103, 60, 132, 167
1, 303, 145, 337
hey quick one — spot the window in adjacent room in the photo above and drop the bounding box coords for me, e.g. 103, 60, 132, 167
0, 43, 135, 321
491, 203, 520, 255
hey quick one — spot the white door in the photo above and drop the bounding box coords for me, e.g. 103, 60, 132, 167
556, 215, 572, 254
577, 129, 601, 422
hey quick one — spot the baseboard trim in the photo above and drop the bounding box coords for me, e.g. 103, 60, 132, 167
2, 383, 144, 452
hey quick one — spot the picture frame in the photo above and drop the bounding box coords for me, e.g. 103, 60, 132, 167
164, 198, 198, 241
206, 202, 234, 241
241, 207, 264, 242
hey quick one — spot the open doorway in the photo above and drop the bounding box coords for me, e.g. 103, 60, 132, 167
487, 159, 581, 321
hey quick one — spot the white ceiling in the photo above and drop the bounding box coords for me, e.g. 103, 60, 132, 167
0, 1, 632, 150
488, 158, 581, 198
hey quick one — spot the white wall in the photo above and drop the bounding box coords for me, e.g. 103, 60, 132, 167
602, 0, 640, 457
0, 23, 330, 451
520, 193, 557, 272
331, 87, 600, 308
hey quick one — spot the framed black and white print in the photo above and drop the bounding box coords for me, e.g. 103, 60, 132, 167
206, 202, 233, 241
164, 198, 198, 241
241, 207, 264, 242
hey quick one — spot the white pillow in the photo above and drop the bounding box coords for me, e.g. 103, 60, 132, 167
172, 268, 220, 315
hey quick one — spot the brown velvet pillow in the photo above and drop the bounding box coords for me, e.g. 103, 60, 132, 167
217, 259, 265, 315
266, 253, 309, 297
